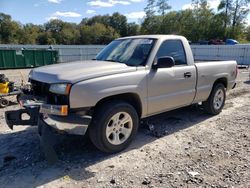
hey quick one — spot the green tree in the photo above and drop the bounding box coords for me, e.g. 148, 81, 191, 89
230, 0, 250, 38
18, 24, 43, 44
127, 22, 140, 36
144, 0, 156, 17
37, 32, 56, 45
109, 12, 128, 36
189, 0, 215, 41
156, 0, 171, 16
44, 19, 64, 44
0, 13, 22, 44
217, 0, 250, 39
246, 26, 250, 41
60, 22, 80, 44
85, 15, 110, 26
218, 0, 233, 32
81, 13, 128, 37
142, 0, 172, 34
1, 7, 249, 45
141, 16, 161, 34
80, 23, 119, 44
44, 20, 80, 44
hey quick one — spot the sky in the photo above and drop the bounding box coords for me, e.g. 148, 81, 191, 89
0, 0, 249, 25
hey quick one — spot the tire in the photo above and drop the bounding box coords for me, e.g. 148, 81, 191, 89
0, 98, 9, 108
89, 100, 139, 153
203, 83, 226, 115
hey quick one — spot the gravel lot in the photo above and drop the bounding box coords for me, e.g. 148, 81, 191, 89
0, 68, 249, 188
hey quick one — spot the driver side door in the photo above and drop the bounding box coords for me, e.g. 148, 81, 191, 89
147, 39, 196, 115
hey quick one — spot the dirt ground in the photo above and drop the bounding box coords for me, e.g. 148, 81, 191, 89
0, 68, 249, 188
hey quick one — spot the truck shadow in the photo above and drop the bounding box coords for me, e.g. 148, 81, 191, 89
0, 105, 213, 187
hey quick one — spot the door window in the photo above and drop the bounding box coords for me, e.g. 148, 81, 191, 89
156, 40, 187, 65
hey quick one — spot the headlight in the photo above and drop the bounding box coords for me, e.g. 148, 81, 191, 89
49, 83, 71, 95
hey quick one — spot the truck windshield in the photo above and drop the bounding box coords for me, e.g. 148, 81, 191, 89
95, 38, 156, 66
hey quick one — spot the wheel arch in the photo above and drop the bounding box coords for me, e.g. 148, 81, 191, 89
94, 93, 142, 118
213, 77, 228, 89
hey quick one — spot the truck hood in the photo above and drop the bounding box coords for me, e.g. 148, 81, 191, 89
29, 60, 137, 84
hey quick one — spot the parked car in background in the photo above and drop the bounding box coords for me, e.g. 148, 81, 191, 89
208, 39, 225, 45
226, 39, 239, 45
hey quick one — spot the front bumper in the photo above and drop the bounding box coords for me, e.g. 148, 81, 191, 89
42, 113, 91, 135
5, 107, 91, 164
5, 103, 91, 136
5, 96, 92, 164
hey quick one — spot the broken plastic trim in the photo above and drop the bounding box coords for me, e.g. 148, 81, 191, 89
5, 107, 40, 129
5, 108, 60, 164
39, 118, 59, 164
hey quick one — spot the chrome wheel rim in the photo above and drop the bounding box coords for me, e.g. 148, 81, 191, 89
213, 89, 224, 110
106, 112, 133, 145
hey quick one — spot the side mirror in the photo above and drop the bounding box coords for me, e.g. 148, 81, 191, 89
152, 56, 175, 69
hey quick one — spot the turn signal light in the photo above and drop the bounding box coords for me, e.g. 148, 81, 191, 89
60, 105, 68, 116
40, 104, 68, 116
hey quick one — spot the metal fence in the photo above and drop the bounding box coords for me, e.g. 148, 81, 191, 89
191, 45, 250, 65
0, 44, 249, 65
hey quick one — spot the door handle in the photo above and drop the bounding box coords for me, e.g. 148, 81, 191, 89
184, 72, 192, 78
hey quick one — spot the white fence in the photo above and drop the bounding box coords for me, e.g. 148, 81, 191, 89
191, 45, 250, 65
0, 44, 249, 65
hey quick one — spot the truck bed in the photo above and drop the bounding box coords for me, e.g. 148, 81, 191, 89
193, 60, 237, 104
194, 60, 234, 63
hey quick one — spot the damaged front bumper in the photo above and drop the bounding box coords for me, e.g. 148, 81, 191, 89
5, 98, 92, 163
5, 107, 91, 135
5, 97, 91, 135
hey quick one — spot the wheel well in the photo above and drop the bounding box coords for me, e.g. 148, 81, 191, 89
213, 77, 228, 89
94, 93, 142, 118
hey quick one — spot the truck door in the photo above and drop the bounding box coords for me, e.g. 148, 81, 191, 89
147, 39, 196, 115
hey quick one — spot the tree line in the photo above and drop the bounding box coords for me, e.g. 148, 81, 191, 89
0, 0, 249, 45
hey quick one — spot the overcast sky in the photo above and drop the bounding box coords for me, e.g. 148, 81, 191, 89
0, 0, 249, 25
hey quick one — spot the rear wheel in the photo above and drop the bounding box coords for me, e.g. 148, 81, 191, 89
89, 101, 139, 153
0, 98, 9, 108
203, 83, 226, 115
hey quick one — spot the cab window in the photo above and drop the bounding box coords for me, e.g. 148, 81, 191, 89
156, 40, 187, 65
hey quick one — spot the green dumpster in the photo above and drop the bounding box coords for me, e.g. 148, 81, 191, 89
0, 49, 58, 69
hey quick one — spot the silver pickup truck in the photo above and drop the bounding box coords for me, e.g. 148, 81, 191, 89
6, 35, 237, 154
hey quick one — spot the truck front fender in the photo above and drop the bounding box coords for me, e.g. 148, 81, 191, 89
69, 70, 148, 117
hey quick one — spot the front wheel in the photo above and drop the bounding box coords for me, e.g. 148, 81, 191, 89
89, 101, 139, 153
203, 83, 226, 115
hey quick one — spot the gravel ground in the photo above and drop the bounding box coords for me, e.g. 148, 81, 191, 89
0, 68, 249, 188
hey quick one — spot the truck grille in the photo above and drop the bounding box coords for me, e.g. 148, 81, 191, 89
30, 79, 69, 106
30, 80, 50, 96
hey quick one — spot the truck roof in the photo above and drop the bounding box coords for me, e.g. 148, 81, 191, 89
117, 35, 185, 40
